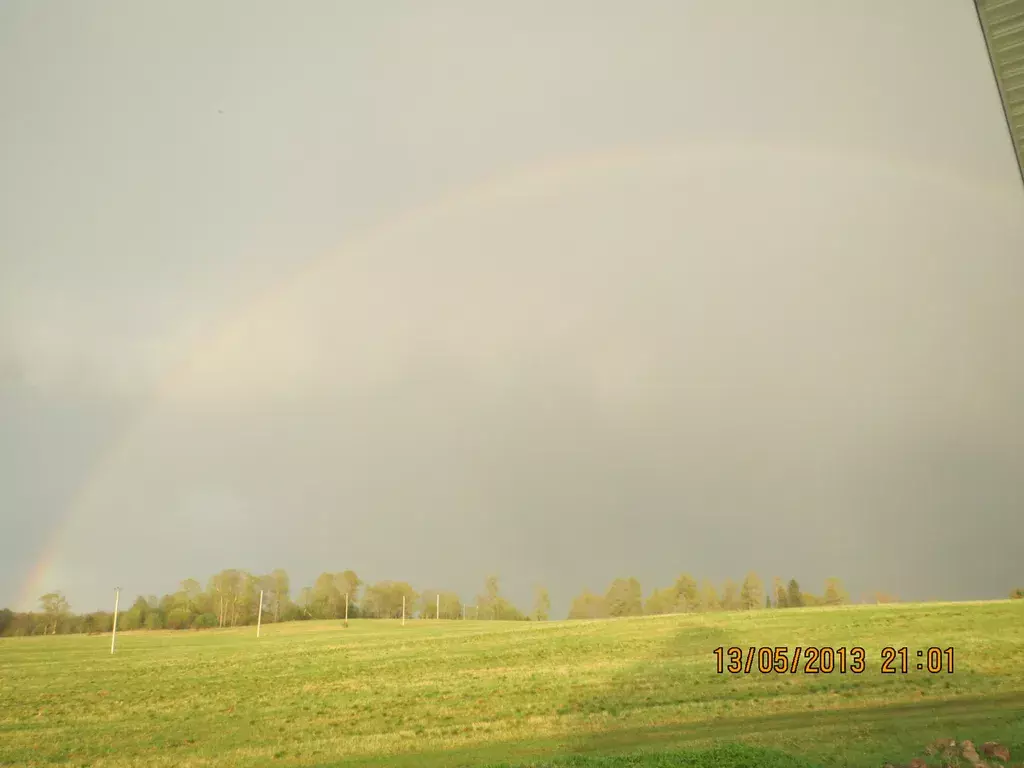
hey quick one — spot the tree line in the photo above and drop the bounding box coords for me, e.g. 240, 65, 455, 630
0, 567, 925, 637
0, 570, 546, 637
567, 574, 859, 618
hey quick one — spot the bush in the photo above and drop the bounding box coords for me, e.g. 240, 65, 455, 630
1011, 588, 1024, 600
192, 612, 218, 629
165, 609, 193, 630
118, 611, 142, 631
89, 612, 113, 633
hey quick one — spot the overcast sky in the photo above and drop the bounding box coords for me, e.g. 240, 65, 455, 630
2, 1, 1023, 616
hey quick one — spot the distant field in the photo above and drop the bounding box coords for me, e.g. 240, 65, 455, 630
1, 602, 1022, 767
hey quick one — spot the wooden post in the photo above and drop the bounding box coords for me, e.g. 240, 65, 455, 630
402, 595, 406, 626
256, 589, 264, 638
110, 587, 120, 654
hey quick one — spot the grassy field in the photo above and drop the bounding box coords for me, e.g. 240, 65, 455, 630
1, 602, 1023, 767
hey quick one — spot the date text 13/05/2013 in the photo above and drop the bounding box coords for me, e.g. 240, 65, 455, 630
712, 646, 955, 674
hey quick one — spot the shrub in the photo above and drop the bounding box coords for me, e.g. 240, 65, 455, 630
192, 612, 218, 629
165, 609, 192, 629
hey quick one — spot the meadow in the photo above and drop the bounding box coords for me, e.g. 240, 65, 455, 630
1, 601, 1022, 767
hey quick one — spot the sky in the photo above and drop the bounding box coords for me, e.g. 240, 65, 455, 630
2, 1, 1023, 617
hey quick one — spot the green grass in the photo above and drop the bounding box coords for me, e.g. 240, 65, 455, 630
1, 602, 1023, 767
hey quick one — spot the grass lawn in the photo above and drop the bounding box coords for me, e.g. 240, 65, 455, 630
1, 601, 1022, 767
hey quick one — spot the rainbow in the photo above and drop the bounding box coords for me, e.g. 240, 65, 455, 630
17, 139, 1019, 611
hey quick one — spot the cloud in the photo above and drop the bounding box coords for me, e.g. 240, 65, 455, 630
31, 142, 1024, 612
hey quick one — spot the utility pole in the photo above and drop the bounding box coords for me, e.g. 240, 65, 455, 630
256, 589, 264, 638
436, 593, 440, 621
402, 595, 406, 626
110, 587, 120, 654
344, 592, 349, 627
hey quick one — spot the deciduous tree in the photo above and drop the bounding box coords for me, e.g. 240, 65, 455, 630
740, 572, 763, 610
605, 577, 643, 617
720, 579, 741, 610
265, 569, 291, 622
774, 577, 788, 608
645, 587, 676, 615
823, 578, 848, 606
39, 592, 69, 634
533, 586, 551, 621
363, 581, 418, 619
672, 574, 700, 612
700, 580, 720, 611
313, 572, 341, 619
568, 589, 607, 619
476, 575, 524, 620
334, 570, 361, 617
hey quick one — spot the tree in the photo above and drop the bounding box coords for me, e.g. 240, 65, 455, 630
740, 572, 763, 610
265, 569, 291, 622
208, 570, 248, 627
568, 589, 607, 619
238, 573, 262, 625
193, 612, 218, 628
605, 577, 643, 617
823, 578, 848, 606
700, 580, 720, 611
334, 570, 361, 617
297, 586, 316, 617
312, 572, 341, 619
786, 579, 804, 608
83, 612, 112, 633
533, 586, 551, 621
158, 593, 175, 619
362, 581, 418, 619
672, 574, 700, 612
1011, 588, 1024, 600
123, 596, 150, 631
0, 608, 14, 635
39, 593, 69, 634
765, 594, 772, 609
165, 609, 192, 629
419, 590, 462, 619
224, 570, 248, 626
720, 579, 741, 610
774, 577, 788, 608
474, 575, 524, 620
119, 609, 142, 631
418, 590, 438, 618
478, 575, 502, 620
437, 591, 462, 619
177, 579, 202, 613
645, 587, 676, 615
